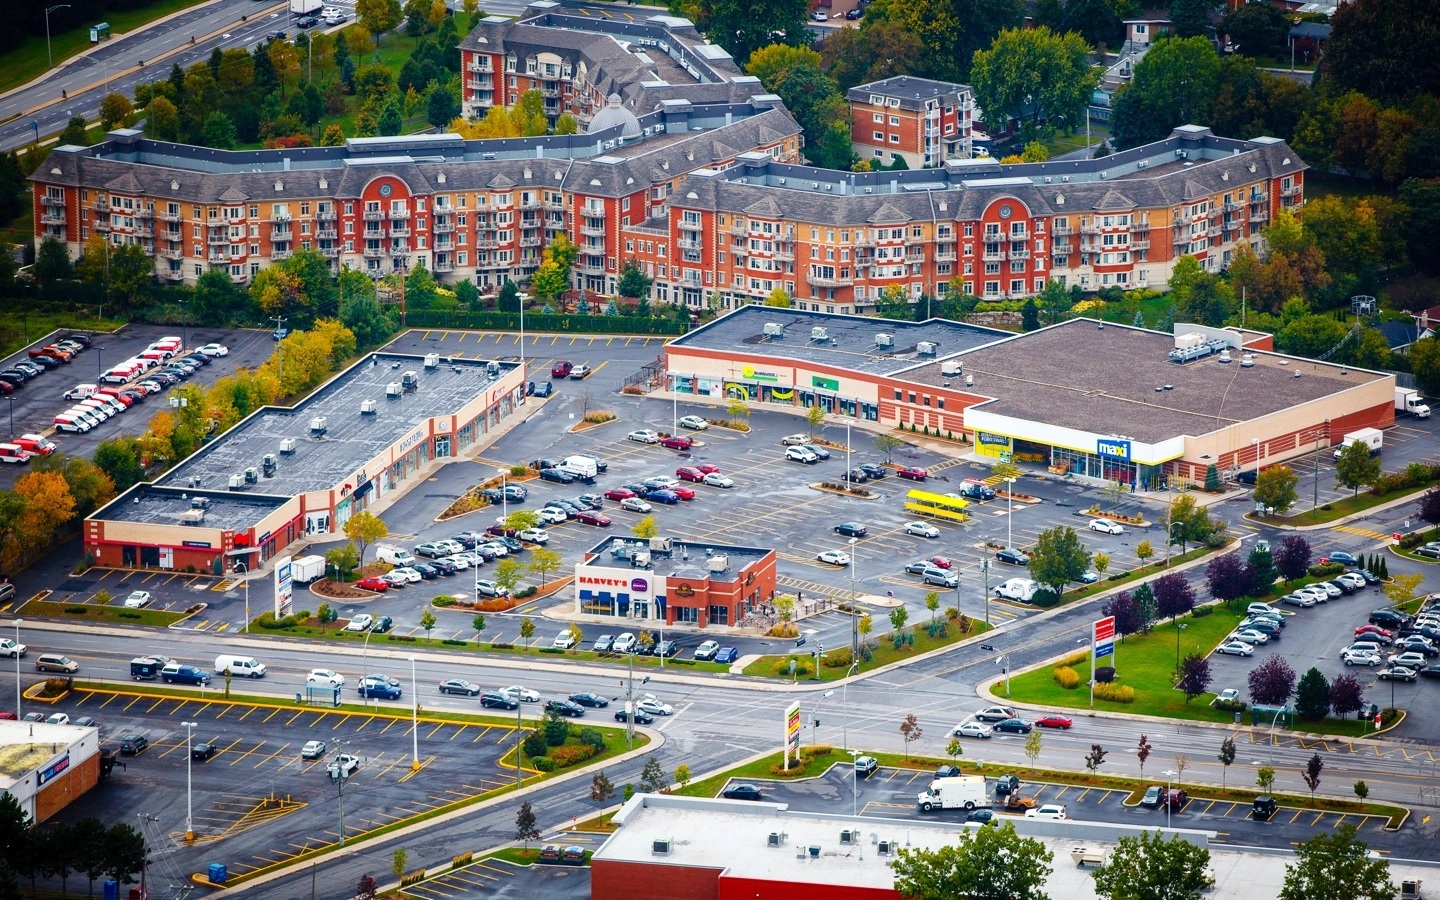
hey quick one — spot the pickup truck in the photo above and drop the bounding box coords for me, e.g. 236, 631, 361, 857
0, 639, 26, 658
328, 754, 361, 778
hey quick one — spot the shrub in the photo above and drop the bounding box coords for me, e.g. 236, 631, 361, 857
668, 658, 697, 666
580, 727, 606, 750
65, 606, 89, 615
522, 729, 548, 757
489, 641, 515, 650
441, 639, 467, 646
1031, 588, 1061, 607
1093, 682, 1136, 703
1307, 561, 1346, 577
1213, 698, 1247, 712
538, 647, 565, 654
515, 586, 538, 599
1053, 666, 1081, 689
1399, 533, 1426, 550
583, 410, 617, 424
386, 634, 418, 642
531, 756, 556, 772
118, 611, 142, 619
550, 744, 598, 767
945, 607, 959, 620
433, 596, 458, 607
823, 648, 854, 668
771, 655, 813, 677
1190, 606, 1213, 618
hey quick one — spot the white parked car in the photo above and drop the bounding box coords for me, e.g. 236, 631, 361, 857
1088, 519, 1124, 535
817, 550, 851, 566
702, 472, 734, 488
677, 415, 709, 431
1341, 649, 1382, 667
1308, 581, 1342, 598
539, 507, 568, 524
780, 434, 810, 446
1026, 804, 1067, 820
905, 521, 941, 539
344, 614, 374, 632
785, 446, 819, 463
123, 590, 152, 608
636, 697, 674, 716
501, 685, 540, 703
553, 631, 576, 649
443, 554, 471, 570
620, 497, 653, 513
1216, 640, 1255, 657
518, 527, 550, 544
627, 429, 660, 444
694, 640, 721, 661
390, 567, 423, 584
1230, 628, 1270, 645
613, 633, 637, 654
953, 720, 993, 739
198, 343, 229, 357
307, 669, 345, 686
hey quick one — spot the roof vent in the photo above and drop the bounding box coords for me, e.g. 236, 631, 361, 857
875, 332, 894, 348
1218, 350, 1232, 363
917, 341, 937, 356
1164, 384, 1173, 390
360, 399, 378, 415
840, 829, 857, 844
941, 361, 962, 376
279, 438, 297, 454
1240, 353, 1255, 368
310, 416, 327, 435
1293, 370, 1302, 378
179, 509, 205, 525
808, 846, 821, 858
965, 374, 973, 387
811, 326, 829, 341
652, 839, 671, 856
190, 497, 209, 510
764, 322, 784, 338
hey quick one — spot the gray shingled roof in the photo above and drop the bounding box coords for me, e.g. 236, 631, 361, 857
846, 76, 972, 111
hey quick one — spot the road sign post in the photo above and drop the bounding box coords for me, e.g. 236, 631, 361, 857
783, 701, 801, 771
1091, 615, 1116, 710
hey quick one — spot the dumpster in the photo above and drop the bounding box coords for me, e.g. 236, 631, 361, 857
207, 864, 227, 885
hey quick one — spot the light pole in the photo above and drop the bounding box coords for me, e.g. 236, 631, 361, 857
45, 5, 70, 70
6, 397, 13, 439
235, 561, 249, 633
360, 627, 375, 709
839, 418, 854, 490
847, 749, 862, 816
409, 655, 419, 771
1252, 438, 1260, 477
848, 537, 859, 662
182, 721, 198, 840
671, 389, 677, 436
624, 650, 650, 749
13, 619, 21, 719
1004, 477, 1016, 549
997, 652, 1012, 697
1163, 769, 1177, 830
1175, 622, 1187, 669
811, 690, 833, 744
981, 550, 991, 626
841, 662, 858, 755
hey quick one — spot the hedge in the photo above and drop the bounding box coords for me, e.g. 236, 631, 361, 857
551, 744, 598, 767
1053, 666, 1081, 689
1093, 682, 1135, 703
403, 310, 686, 335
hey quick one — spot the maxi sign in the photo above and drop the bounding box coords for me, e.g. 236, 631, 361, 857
274, 556, 293, 618
784, 701, 801, 770
1096, 438, 1132, 461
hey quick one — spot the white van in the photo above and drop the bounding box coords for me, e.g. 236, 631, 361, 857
78, 399, 112, 421
0, 444, 33, 465
54, 414, 91, 434
63, 383, 97, 401
67, 408, 101, 429
92, 395, 125, 415
993, 578, 1040, 603
375, 545, 416, 566
214, 655, 266, 678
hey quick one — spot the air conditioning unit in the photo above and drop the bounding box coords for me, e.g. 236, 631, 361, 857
261, 454, 277, 476
652, 839, 671, 856
878, 841, 892, 856
360, 399, 378, 415
808, 846, 821, 858
811, 326, 829, 341
310, 416, 327, 435
244, 467, 259, 485
763, 322, 785, 338
190, 497, 209, 510
487, 362, 500, 378
179, 509, 205, 525
279, 438, 297, 454
840, 829, 856, 845
708, 555, 728, 573
941, 361, 962, 376
401, 371, 419, 390
228, 474, 246, 490
423, 353, 440, 369
386, 382, 403, 398
917, 341, 937, 356
768, 832, 782, 848
875, 332, 894, 348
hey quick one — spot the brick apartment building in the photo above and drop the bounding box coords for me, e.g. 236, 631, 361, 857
845, 76, 974, 168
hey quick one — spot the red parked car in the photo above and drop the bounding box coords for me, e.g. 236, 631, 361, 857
694, 463, 722, 475
576, 510, 612, 527
1355, 625, 1392, 639
896, 466, 929, 480
659, 435, 693, 451
669, 485, 697, 501
1034, 714, 1073, 729
676, 466, 706, 482
355, 576, 390, 592
928, 556, 953, 569
551, 361, 573, 378
603, 487, 636, 501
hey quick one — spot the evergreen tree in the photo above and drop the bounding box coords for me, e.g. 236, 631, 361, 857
497, 280, 521, 313
378, 100, 403, 136
1295, 667, 1331, 721
201, 111, 237, 149
427, 85, 459, 128
1020, 298, 1040, 331
33, 236, 73, 286
58, 116, 89, 146
604, 299, 620, 316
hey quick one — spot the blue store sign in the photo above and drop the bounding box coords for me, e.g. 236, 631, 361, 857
1096, 438, 1132, 461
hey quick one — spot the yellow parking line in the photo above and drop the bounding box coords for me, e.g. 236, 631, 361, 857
163, 574, 181, 585
353, 715, 376, 733
472, 726, 493, 743
238, 707, 257, 722
1334, 814, 1348, 828
147, 697, 167, 713
214, 703, 235, 719
381, 718, 402, 735
98, 694, 120, 709
285, 710, 306, 726
122, 696, 144, 711
252, 743, 291, 768
141, 572, 161, 583
1202, 800, 1217, 815
262, 708, 283, 723
1075, 788, 1092, 803
1288, 809, 1304, 824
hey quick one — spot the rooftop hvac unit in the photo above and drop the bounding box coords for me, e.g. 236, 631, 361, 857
878, 841, 892, 856
708, 554, 729, 573
244, 467, 259, 485
633, 549, 652, 568
840, 829, 856, 845
650, 536, 674, 555
386, 382, 403, 398
1174, 332, 1207, 351
917, 341, 937, 356
808, 846, 821, 859
1218, 350, 1232, 363
228, 474, 246, 490
179, 509, 205, 526
360, 399, 378, 415
1240, 353, 1256, 367
401, 371, 419, 390
190, 497, 209, 510
763, 322, 785, 338
941, 361, 962, 376
768, 833, 782, 848
966, 374, 974, 387
279, 438, 297, 454
811, 326, 829, 341
261, 453, 277, 476
487, 362, 500, 378
310, 416, 327, 435
652, 839, 670, 856
423, 353, 440, 369
875, 332, 894, 348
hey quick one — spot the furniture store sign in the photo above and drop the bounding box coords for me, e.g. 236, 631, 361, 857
977, 431, 1012, 448
1096, 438, 1132, 461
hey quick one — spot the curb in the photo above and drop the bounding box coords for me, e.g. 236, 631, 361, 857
1248, 488, 1432, 532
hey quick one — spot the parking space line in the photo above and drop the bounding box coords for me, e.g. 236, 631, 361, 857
471, 726, 494, 743
285, 710, 306, 726
352, 715, 377, 733
1075, 788, 1092, 803
1053, 786, 1070, 799
225, 740, 266, 766
262, 707, 283, 724
214, 703, 236, 719
251, 743, 291, 768
1288, 809, 1304, 824
145, 697, 167, 713
332, 714, 350, 730
426, 722, 449, 739
381, 718, 403, 735
1201, 799, 1217, 816
237, 707, 258, 722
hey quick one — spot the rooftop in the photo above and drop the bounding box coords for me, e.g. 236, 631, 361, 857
156, 353, 515, 498
0, 722, 95, 782
847, 76, 973, 108
97, 485, 288, 528
584, 536, 772, 583
670, 306, 1007, 377
898, 320, 1387, 443
596, 795, 1440, 899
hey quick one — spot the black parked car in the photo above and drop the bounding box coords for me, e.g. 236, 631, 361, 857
569, 692, 609, 708
533, 381, 554, 398
992, 718, 1032, 734
410, 562, 439, 580
858, 463, 887, 479
615, 709, 655, 725
370, 616, 394, 633
191, 742, 217, 761
429, 558, 458, 575
545, 699, 585, 717
480, 691, 518, 709
722, 784, 764, 801
539, 468, 576, 484
1370, 609, 1410, 629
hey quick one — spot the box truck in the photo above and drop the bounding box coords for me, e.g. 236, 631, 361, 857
290, 0, 323, 15
1395, 388, 1431, 419
292, 554, 327, 584
1333, 427, 1383, 459
918, 775, 990, 812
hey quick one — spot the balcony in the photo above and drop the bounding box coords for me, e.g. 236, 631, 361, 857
433, 257, 454, 272
390, 242, 410, 254
363, 246, 384, 258
1010, 248, 1030, 260
40, 213, 66, 225
772, 248, 794, 261
546, 198, 566, 212
476, 236, 498, 249
135, 225, 154, 238
1281, 185, 1301, 197
1052, 224, 1073, 236
677, 238, 702, 251
576, 258, 606, 274
320, 246, 339, 258
1080, 222, 1100, 234
540, 84, 561, 99
807, 272, 853, 287
389, 208, 411, 220
468, 77, 493, 90
433, 219, 454, 233
42, 195, 65, 208
271, 211, 292, 222
1008, 230, 1029, 242
389, 224, 410, 238
982, 250, 1006, 262
1130, 239, 1150, 250
678, 219, 703, 233
270, 249, 292, 260
161, 269, 184, 282
136, 208, 154, 220
160, 247, 183, 260
316, 208, 337, 221
94, 199, 111, 213
1132, 222, 1150, 233
230, 273, 249, 285
580, 223, 606, 237
317, 228, 337, 240
151, 209, 181, 224
935, 250, 956, 262
363, 209, 385, 221
468, 61, 492, 74
271, 228, 292, 241
94, 219, 112, 232
207, 254, 227, 264
519, 235, 541, 247
854, 255, 872, 268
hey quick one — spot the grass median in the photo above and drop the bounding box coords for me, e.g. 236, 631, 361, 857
1002, 606, 1376, 738
742, 615, 992, 682
1062, 544, 1223, 603
20, 598, 186, 628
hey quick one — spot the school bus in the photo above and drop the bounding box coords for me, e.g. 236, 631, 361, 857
904, 489, 970, 522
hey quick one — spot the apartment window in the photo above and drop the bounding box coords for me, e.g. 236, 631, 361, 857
889, 134, 900, 143
1010, 279, 1024, 294
873, 113, 883, 123
889, 116, 899, 126
964, 223, 974, 237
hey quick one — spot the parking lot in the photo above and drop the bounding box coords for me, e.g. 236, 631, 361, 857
726, 762, 1409, 853
0, 324, 278, 489
49, 686, 526, 881
402, 854, 593, 900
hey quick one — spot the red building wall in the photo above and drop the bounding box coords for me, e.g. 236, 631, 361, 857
591, 860, 723, 900
718, 875, 897, 900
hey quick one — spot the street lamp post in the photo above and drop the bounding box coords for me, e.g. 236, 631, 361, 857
45, 5, 71, 70
998, 653, 1012, 697
12, 620, 21, 719
1175, 622, 1187, 668
1004, 477, 1016, 549
841, 662, 858, 755
847, 749, 862, 816
811, 690, 834, 744
848, 537, 859, 662
182, 721, 198, 840
360, 628, 375, 709
409, 655, 419, 771
6, 397, 13, 439
235, 562, 249, 633
1252, 438, 1260, 477
1163, 769, 1178, 830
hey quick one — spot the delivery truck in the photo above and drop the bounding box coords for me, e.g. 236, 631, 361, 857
1395, 388, 1431, 419
1333, 427, 1383, 459
557, 455, 599, 482
291, 554, 327, 584
917, 775, 990, 812
290, 0, 323, 15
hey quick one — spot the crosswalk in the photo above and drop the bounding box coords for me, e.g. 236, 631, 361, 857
1334, 524, 1391, 541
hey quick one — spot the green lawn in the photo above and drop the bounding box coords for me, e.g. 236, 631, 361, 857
1270, 477, 1440, 526
0, 0, 224, 96
21, 598, 186, 628
742, 615, 992, 681
1003, 606, 1375, 737
1062, 544, 1224, 603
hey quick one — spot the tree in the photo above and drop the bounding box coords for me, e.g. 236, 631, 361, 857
58, 116, 89, 147
889, 604, 909, 633
691, 0, 809, 66
1273, 535, 1311, 582
763, 287, 792, 307
818, 21, 923, 92
1084, 743, 1107, 774
1103, 591, 1142, 639
391, 848, 408, 882
638, 753, 666, 792
805, 404, 825, 435
492, 559, 523, 596
1249, 655, 1296, 706
1220, 0, 1287, 57
616, 259, 652, 299
497, 280, 522, 313
13, 471, 74, 559
519, 616, 536, 649
1295, 667, 1331, 721
1168, 0, 1217, 38
891, 820, 1052, 900
1020, 298, 1041, 331
590, 770, 616, 802
358, 0, 403, 40
1256, 766, 1275, 792
1329, 672, 1365, 719
875, 434, 904, 464
1206, 553, 1256, 607
1248, 543, 1278, 591
33, 236, 73, 286
1110, 36, 1220, 150
971, 27, 1097, 140
1133, 581, 1157, 635
1335, 440, 1382, 496
673, 763, 692, 791
1092, 830, 1212, 900
1177, 653, 1212, 703
356, 875, 378, 900
924, 591, 940, 624
1204, 464, 1221, 492
93, 438, 145, 493
1218, 737, 1236, 788
378, 99, 403, 136
1419, 487, 1440, 528
1382, 573, 1426, 609
99, 92, 134, 131
514, 800, 540, 848
1282, 824, 1396, 900
1355, 780, 1369, 801
417, 608, 437, 639
201, 111, 237, 149
859, 0, 1024, 85
1026, 524, 1090, 596
1153, 572, 1196, 621
1092, 552, 1110, 577
899, 713, 923, 760
1024, 728, 1042, 767
1300, 752, 1324, 805
316, 602, 338, 632
343, 510, 388, 566
1135, 539, 1154, 565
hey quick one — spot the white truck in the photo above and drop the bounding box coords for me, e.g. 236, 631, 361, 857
557, 455, 599, 482
993, 578, 1038, 602
0, 638, 27, 658
290, 0, 323, 15
1395, 388, 1431, 419
291, 555, 327, 584
375, 545, 416, 567
918, 775, 990, 812
1333, 427, 1383, 459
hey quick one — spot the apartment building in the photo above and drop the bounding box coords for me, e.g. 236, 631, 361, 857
845, 76, 974, 169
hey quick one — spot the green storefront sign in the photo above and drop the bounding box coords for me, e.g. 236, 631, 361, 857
811, 376, 839, 391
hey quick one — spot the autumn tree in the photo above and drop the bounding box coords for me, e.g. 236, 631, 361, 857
13, 471, 75, 561
344, 511, 388, 566
1254, 464, 1299, 514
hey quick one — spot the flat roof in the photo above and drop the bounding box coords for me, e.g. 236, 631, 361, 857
0, 722, 94, 781
597, 796, 1440, 898
97, 485, 288, 528
585, 536, 771, 583
898, 320, 1386, 443
158, 353, 516, 498
671, 306, 1007, 377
